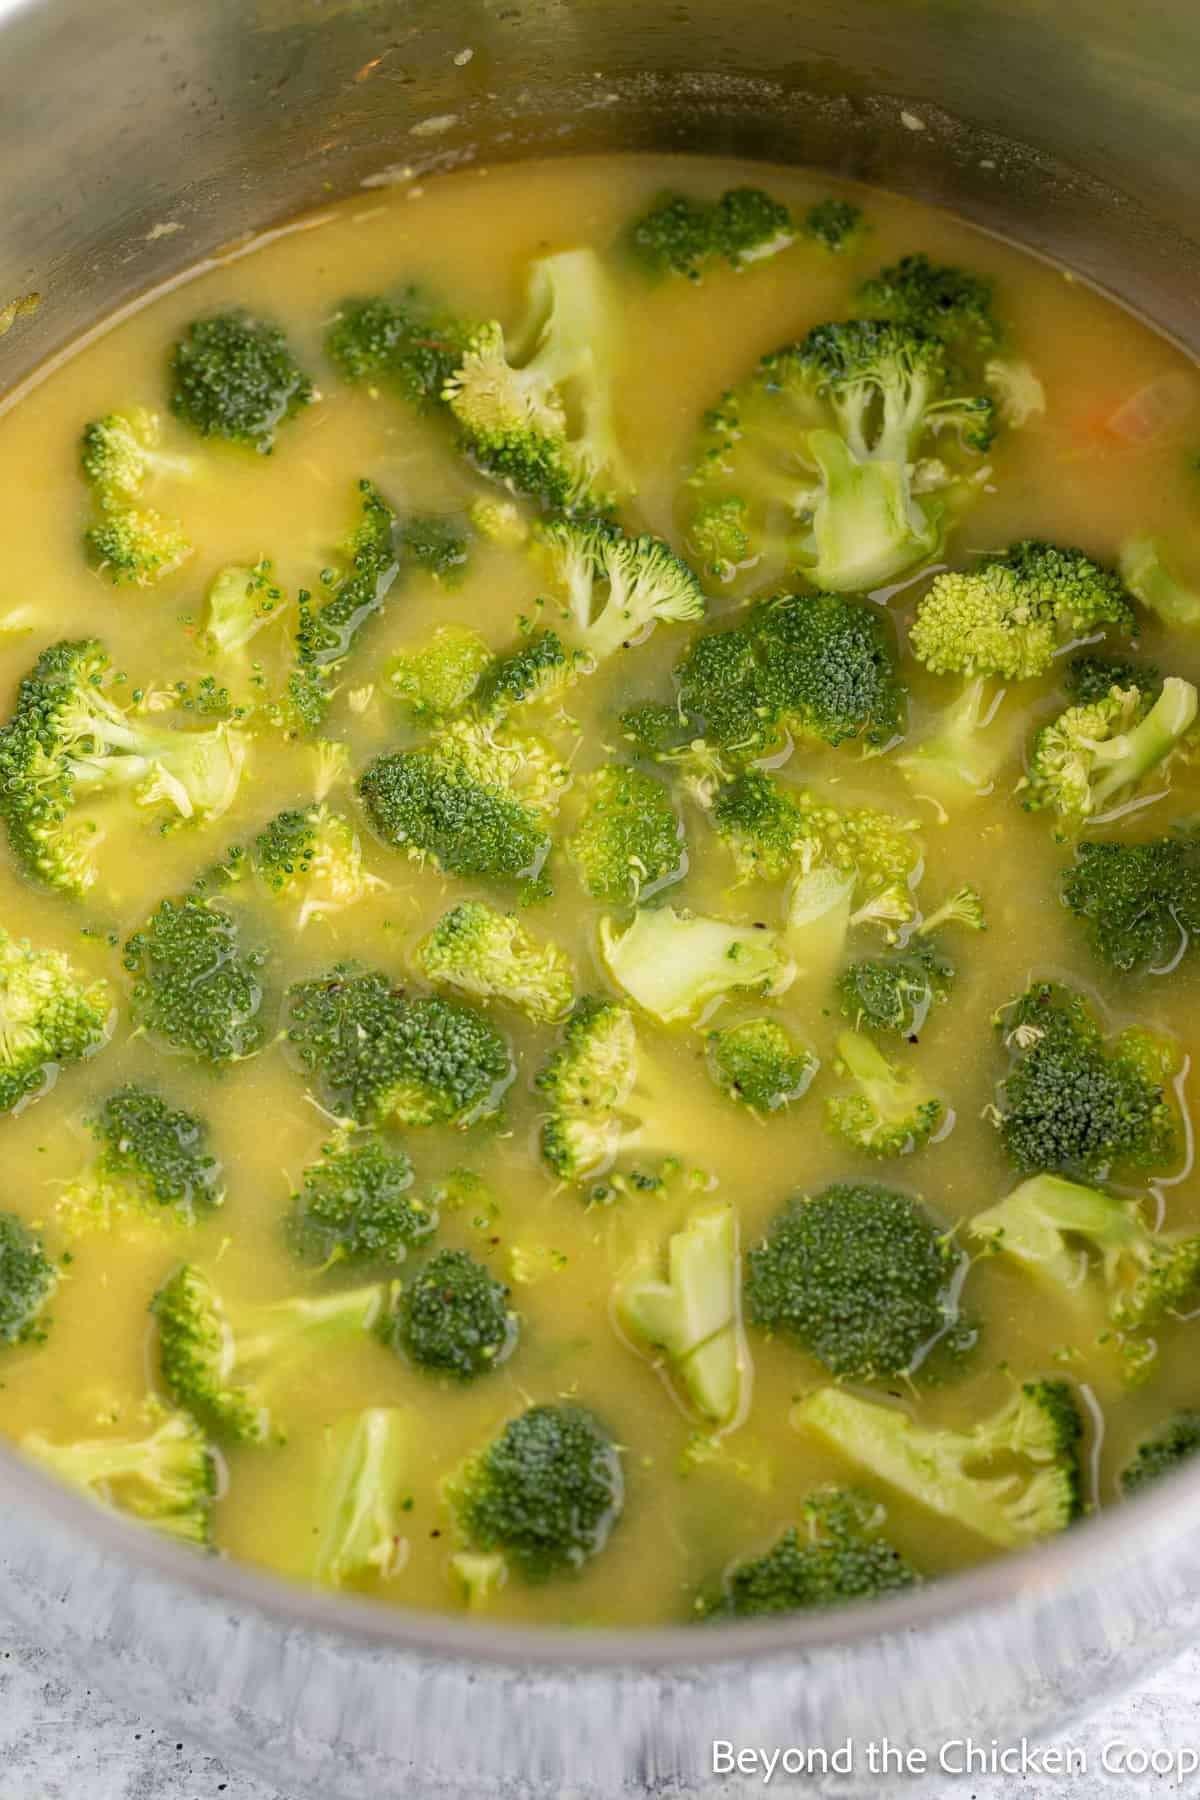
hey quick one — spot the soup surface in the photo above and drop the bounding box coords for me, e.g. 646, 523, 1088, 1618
1, 154, 1200, 1627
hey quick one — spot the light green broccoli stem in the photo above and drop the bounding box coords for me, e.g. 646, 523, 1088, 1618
600, 906, 793, 1023
21, 1410, 213, 1547
804, 427, 940, 593
615, 1206, 746, 1424
1120, 535, 1200, 629
449, 1549, 509, 1608
917, 884, 986, 935
898, 677, 1010, 809
313, 1407, 414, 1585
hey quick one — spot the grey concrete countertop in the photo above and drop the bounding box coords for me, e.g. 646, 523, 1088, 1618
0, 1620, 1196, 1800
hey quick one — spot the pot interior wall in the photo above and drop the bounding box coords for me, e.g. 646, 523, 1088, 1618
2, 0, 1200, 401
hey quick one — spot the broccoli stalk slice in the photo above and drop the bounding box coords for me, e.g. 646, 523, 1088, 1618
153, 1263, 388, 1445
825, 1028, 946, 1157
0, 933, 111, 1119
793, 1382, 1082, 1548
415, 900, 575, 1024
803, 426, 940, 594
1120, 534, 1200, 629
449, 1549, 509, 1608
313, 1407, 413, 1585
22, 1410, 215, 1547
615, 1207, 745, 1425
599, 906, 793, 1024
969, 1174, 1200, 1330
898, 676, 1012, 809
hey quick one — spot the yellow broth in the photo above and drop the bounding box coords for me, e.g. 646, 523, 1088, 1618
0, 154, 1199, 1625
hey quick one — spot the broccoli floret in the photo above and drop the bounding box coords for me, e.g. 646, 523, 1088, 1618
326, 289, 476, 409
618, 701, 686, 755
535, 516, 705, 661
359, 717, 562, 884
57, 1085, 223, 1233
22, 1408, 215, 1547
0, 1212, 56, 1345
473, 628, 579, 718
615, 1206, 745, 1423
858, 253, 1000, 356
0, 933, 111, 1117
287, 1135, 432, 1268
169, 311, 314, 450
969, 1173, 1200, 1333
706, 1486, 918, 1619
285, 963, 512, 1128
0, 639, 247, 894
985, 356, 1046, 429
825, 1028, 947, 1158
247, 804, 381, 927
1020, 675, 1197, 824
794, 1380, 1082, 1548
565, 765, 684, 906
124, 896, 265, 1066
444, 250, 627, 513
674, 589, 903, 755
897, 675, 1014, 810
1119, 534, 1200, 629
202, 560, 288, 657
600, 905, 792, 1024
79, 410, 193, 588
535, 997, 637, 1182
153, 1262, 387, 1444
992, 982, 1179, 1178
394, 512, 471, 587
1120, 1413, 1200, 1494
746, 1183, 970, 1379
1065, 652, 1160, 705
687, 318, 992, 595
803, 199, 867, 254
385, 624, 492, 722
449, 1549, 509, 1609
1061, 835, 1200, 975
836, 885, 984, 1037
313, 1406, 413, 1584
448, 1403, 623, 1580
415, 900, 574, 1024
627, 186, 793, 279
909, 541, 1133, 681
705, 1018, 816, 1114
385, 1247, 516, 1380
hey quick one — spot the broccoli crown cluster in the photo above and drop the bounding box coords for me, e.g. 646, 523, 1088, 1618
993, 983, 1178, 1180
326, 289, 476, 409
675, 590, 903, 753
71, 1085, 224, 1226
1020, 675, 1197, 824
169, 310, 314, 450
824, 1028, 946, 1158
706, 1018, 816, 1114
708, 1486, 919, 1619
450, 1403, 623, 1579
0, 930, 111, 1115
838, 940, 952, 1038
0, 1212, 56, 1346
746, 1183, 971, 1380
566, 765, 684, 906
386, 1247, 515, 1380
287, 1136, 432, 1267
79, 410, 193, 588
858, 253, 999, 356
627, 185, 794, 279
1061, 836, 1200, 975
124, 896, 265, 1066
803, 199, 866, 254
285, 964, 513, 1128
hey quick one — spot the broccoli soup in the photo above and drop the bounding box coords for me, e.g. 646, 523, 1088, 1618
2, 154, 1200, 1628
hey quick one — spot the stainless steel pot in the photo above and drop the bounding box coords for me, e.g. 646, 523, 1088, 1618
2, 3, 1200, 1794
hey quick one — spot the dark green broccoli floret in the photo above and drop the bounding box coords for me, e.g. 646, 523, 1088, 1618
1020, 675, 1197, 824
910, 541, 1133, 680
837, 886, 984, 1036
795, 1380, 1082, 1548
124, 896, 265, 1066
1065, 653, 1160, 705
394, 513, 471, 586
246, 804, 379, 926
415, 900, 574, 1024
992, 982, 1179, 1178
152, 1262, 387, 1444
565, 765, 684, 906
0, 638, 246, 895
22, 1409, 216, 1546
0, 1212, 56, 1345
0, 931, 111, 1116
618, 701, 685, 753
858, 253, 999, 356
970, 1173, 1200, 1336
1121, 1413, 1200, 1494
626, 186, 793, 279
312, 1406, 413, 1584
169, 311, 313, 450
745, 1183, 971, 1380
287, 1135, 433, 1268
325, 290, 476, 409
285, 964, 512, 1129
448, 1402, 623, 1580
58, 1085, 223, 1232
705, 1019, 816, 1113
359, 718, 560, 884
386, 1247, 516, 1380
1061, 836, 1200, 975
534, 515, 705, 660
444, 250, 627, 513
803, 198, 867, 253
675, 590, 903, 754
473, 629, 576, 717
705, 1486, 918, 1619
